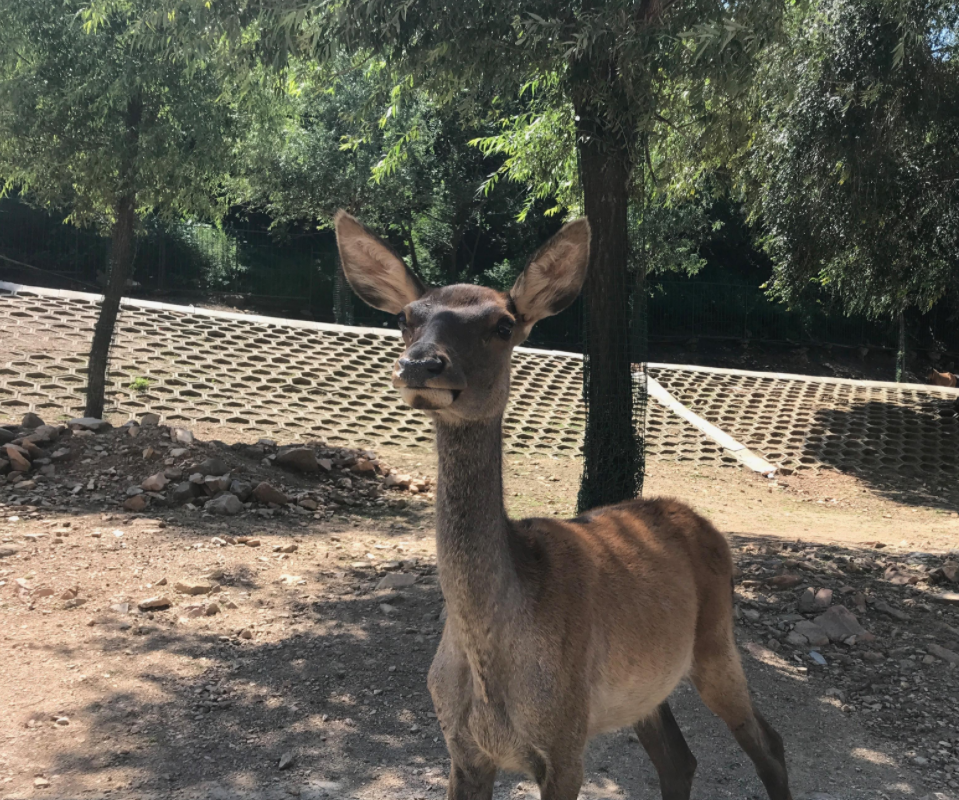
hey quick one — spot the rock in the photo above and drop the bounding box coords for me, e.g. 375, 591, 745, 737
786, 631, 809, 647
873, 600, 909, 621
813, 605, 869, 643
239, 628, 254, 639
126, 423, 140, 438
766, 573, 803, 589
138, 596, 172, 610
29, 425, 60, 443
243, 538, 261, 547
351, 458, 376, 474
276, 447, 319, 473
0, 427, 15, 445
174, 579, 215, 596
205, 603, 221, 616
813, 588, 833, 609
278, 751, 294, 770
172, 427, 195, 444
34, 777, 51, 788
793, 621, 830, 647
933, 591, 959, 605
274, 543, 298, 554
376, 573, 417, 590
193, 457, 230, 476
68, 417, 111, 432
298, 498, 318, 510
863, 650, 884, 663
928, 643, 959, 665
171, 482, 199, 505
123, 495, 149, 512
318, 458, 333, 472
3, 444, 30, 472
110, 602, 131, 614
21, 412, 44, 428
280, 574, 305, 586
798, 588, 817, 613
742, 608, 761, 622
808, 651, 828, 666
0, 544, 21, 558
384, 473, 412, 489
229, 480, 253, 501
141, 473, 169, 492
204, 474, 231, 495
140, 412, 161, 426
380, 603, 397, 615
170, 447, 189, 458
206, 493, 244, 516
55, 717, 69, 726
253, 482, 289, 505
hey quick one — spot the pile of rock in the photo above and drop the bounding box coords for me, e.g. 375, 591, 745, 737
2, 411, 432, 520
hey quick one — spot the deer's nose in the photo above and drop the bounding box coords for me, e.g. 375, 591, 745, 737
397, 355, 446, 386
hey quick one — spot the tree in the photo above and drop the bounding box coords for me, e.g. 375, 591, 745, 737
0, 0, 238, 416
249, 0, 780, 509
744, 0, 959, 379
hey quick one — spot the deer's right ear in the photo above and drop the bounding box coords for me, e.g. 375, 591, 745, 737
334, 211, 425, 313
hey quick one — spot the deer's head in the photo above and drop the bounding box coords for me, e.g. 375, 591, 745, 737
334, 211, 590, 422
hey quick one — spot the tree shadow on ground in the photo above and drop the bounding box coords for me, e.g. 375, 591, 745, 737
18, 535, 955, 799
806, 399, 959, 511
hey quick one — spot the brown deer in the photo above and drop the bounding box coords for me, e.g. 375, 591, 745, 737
334, 211, 792, 800
928, 369, 958, 388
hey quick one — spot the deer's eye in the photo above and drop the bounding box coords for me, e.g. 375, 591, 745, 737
397, 313, 407, 330
496, 322, 514, 341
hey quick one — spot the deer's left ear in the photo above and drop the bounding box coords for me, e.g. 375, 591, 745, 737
334, 211, 425, 313
509, 218, 590, 328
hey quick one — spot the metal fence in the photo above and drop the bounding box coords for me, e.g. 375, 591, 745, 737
0, 198, 949, 353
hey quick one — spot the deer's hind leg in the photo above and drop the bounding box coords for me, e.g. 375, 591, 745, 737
633, 701, 697, 800
689, 624, 792, 800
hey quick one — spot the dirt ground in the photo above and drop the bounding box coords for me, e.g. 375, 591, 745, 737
2, 420, 959, 800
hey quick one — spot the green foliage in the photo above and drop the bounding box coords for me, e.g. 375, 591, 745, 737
129, 376, 152, 392
0, 0, 238, 229
746, 0, 959, 320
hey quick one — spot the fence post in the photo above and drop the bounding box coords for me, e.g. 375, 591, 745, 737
896, 310, 906, 382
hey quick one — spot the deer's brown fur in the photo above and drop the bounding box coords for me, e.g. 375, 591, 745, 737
334, 210, 792, 800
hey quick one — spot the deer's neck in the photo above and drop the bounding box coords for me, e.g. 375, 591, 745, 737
434, 417, 515, 625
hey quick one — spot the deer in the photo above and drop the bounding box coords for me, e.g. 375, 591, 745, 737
334, 210, 793, 800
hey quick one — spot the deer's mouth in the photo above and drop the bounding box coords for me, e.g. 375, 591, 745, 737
399, 387, 461, 410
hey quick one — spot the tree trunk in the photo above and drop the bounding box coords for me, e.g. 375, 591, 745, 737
85, 98, 142, 418
575, 104, 642, 511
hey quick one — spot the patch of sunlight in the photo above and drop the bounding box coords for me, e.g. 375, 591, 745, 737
850, 746, 896, 766
580, 776, 626, 799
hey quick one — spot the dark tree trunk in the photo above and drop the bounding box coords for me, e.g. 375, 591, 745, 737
896, 309, 906, 382
574, 103, 642, 511
85, 97, 142, 419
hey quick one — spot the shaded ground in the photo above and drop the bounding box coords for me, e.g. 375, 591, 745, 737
2, 421, 958, 800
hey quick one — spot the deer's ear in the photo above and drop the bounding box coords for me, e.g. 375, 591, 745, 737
334, 211, 425, 313
509, 218, 590, 327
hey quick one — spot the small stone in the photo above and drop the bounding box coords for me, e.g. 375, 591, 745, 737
171, 482, 198, 505
742, 608, 761, 622
239, 628, 253, 639
110, 602, 131, 614
142, 446, 158, 460
51, 447, 71, 461
172, 427, 195, 445
34, 777, 50, 788
174, 579, 214, 596
28, 424, 59, 443
863, 651, 885, 663
808, 651, 828, 666
123, 495, 148, 512
379, 603, 397, 615
156, 577, 168, 585
933, 591, 959, 605
205, 603, 221, 616
280, 574, 305, 586
275, 543, 298, 553
126, 423, 140, 438
244, 538, 261, 547
206, 494, 244, 516
68, 417, 111, 432
298, 498, 318, 510
278, 751, 294, 770
229, 480, 253, 501
384, 473, 411, 489
3, 444, 30, 472
253, 482, 289, 505
318, 458, 333, 472
0, 544, 21, 558
138, 596, 172, 610
927, 643, 959, 665
767, 573, 803, 589
376, 573, 417, 590
55, 717, 69, 726
60, 588, 78, 600
140, 412, 161, 426
793, 621, 830, 647
170, 447, 189, 458
276, 447, 320, 473
814, 605, 869, 643
873, 600, 909, 621
193, 457, 230, 476
141, 473, 169, 492
21, 412, 44, 429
